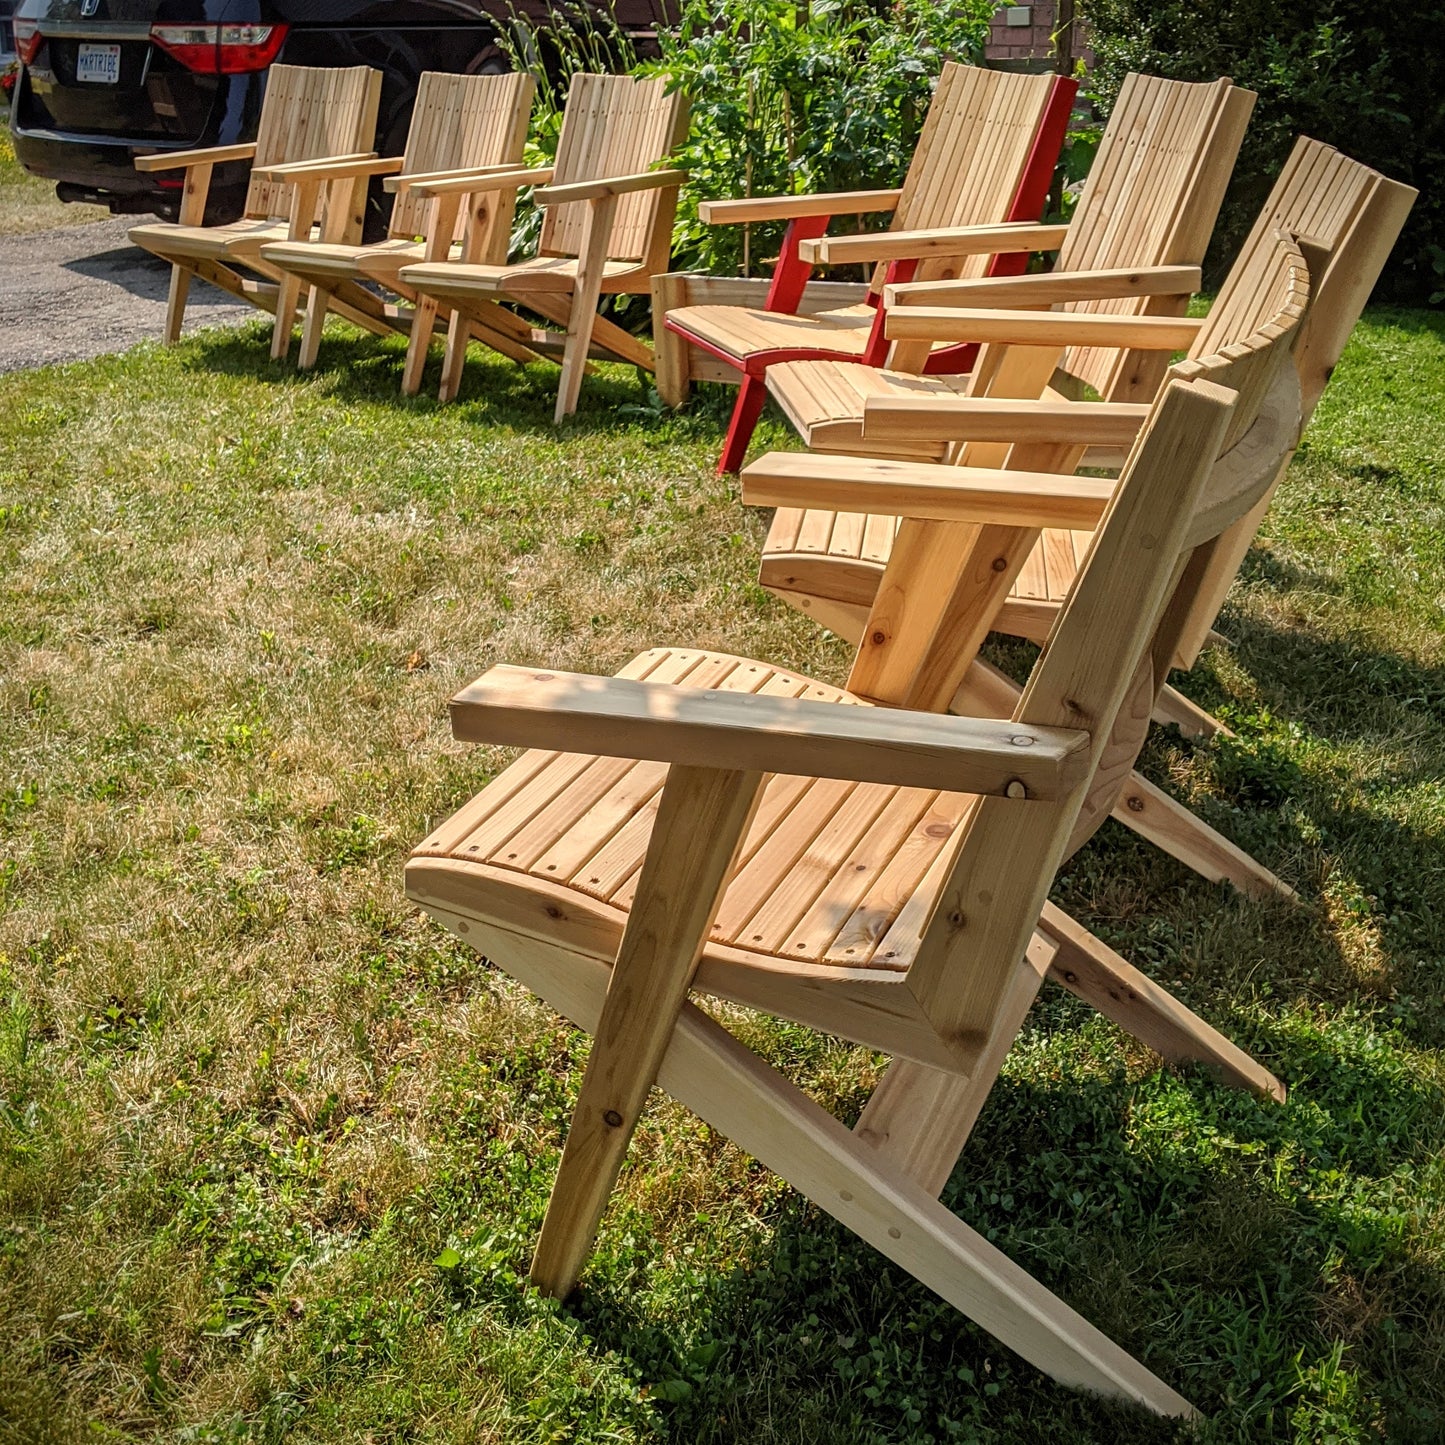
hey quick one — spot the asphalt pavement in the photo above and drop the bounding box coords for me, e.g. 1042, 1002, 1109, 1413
0, 215, 250, 373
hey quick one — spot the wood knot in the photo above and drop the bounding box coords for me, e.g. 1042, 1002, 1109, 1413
870, 630, 887, 646
991, 557, 1008, 573
948, 910, 967, 928
1126, 795, 1146, 813
533, 672, 555, 682
603, 1110, 624, 1128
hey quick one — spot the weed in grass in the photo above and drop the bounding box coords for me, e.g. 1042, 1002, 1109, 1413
0, 309, 1442, 1441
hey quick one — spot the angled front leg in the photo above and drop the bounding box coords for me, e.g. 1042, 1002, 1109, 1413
529, 762, 764, 1298
1038, 902, 1285, 1100
164, 160, 213, 343
553, 192, 618, 423
271, 179, 319, 361
401, 191, 462, 396
420, 906, 1196, 1416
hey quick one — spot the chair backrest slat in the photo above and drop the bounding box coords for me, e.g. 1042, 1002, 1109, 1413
901, 241, 1308, 1058
1054, 72, 1255, 400
884, 64, 1061, 291
1165, 136, 1416, 664
389, 70, 535, 243
539, 73, 689, 263
246, 64, 383, 223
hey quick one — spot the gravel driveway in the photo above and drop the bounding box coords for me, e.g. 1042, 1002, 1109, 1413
0, 215, 251, 373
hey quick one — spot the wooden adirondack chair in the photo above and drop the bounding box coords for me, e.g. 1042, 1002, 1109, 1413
255, 70, 535, 373
129, 65, 383, 348
653, 63, 1076, 474
404, 236, 1308, 1416
394, 72, 689, 422
746, 139, 1416, 897
756, 72, 1255, 465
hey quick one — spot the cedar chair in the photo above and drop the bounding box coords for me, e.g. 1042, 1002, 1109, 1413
129, 65, 383, 349
653, 63, 1077, 474
394, 72, 689, 422
256, 70, 535, 375
757, 72, 1255, 465
745, 140, 1416, 898
404, 237, 1309, 1416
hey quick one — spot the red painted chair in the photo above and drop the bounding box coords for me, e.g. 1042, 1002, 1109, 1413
652, 63, 1076, 474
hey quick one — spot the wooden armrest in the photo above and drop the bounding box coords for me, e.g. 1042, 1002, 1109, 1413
450, 665, 1089, 800
384, 161, 526, 194
535, 168, 688, 205
412, 166, 555, 199
801, 222, 1069, 266
884, 307, 1205, 349
134, 142, 256, 173
741, 451, 1115, 531
884, 264, 1203, 310
863, 396, 1151, 446
696, 188, 903, 225
252, 153, 392, 182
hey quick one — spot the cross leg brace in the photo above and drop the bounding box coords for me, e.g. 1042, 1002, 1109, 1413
419, 904, 1197, 1417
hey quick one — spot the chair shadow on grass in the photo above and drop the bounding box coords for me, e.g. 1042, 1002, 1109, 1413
180, 313, 743, 445
530, 1018, 1445, 1442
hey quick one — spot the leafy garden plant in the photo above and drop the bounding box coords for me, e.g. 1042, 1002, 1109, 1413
501, 0, 996, 279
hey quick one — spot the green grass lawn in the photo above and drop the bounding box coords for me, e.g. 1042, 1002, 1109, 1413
1, 312, 1443, 1443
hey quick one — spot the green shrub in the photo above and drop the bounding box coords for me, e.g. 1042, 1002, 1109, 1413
503, 0, 996, 279
650, 0, 996, 277
1080, 0, 1444, 304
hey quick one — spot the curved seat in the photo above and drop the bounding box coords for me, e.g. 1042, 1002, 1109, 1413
663, 301, 878, 366
399, 254, 641, 299
407, 648, 973, 998
260, 236, 426, 279
766, 359, 967, 460
129, 217, 295, 262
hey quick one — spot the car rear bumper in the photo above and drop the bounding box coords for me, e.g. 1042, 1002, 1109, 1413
11, 112, 252, 218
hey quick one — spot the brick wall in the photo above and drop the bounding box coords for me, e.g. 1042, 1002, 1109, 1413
984, 1, 1091, 69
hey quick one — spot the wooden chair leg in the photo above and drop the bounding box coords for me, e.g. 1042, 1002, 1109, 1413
651, 273, 692, 409
270, 274, 305, 361
439, 312, 471, 404
1110, 773, 1295, 899
1038, 902, 1286, 1100
528, 764, 763, 1298
1152, 683, 1234, 739
164, 264, 192, 344
421, 906, 1196, 1417
297, 287, 332, 370
402, 296, 441, 396
855, 932, 1055, 1195
554, 193, 616, 424
554, 298, 601, 423
718, 373, 769, 476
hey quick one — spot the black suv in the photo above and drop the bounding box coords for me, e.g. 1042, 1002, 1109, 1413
9, 0, 673, 222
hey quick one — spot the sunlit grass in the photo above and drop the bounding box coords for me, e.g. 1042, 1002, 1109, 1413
1, 311, 1442, 1442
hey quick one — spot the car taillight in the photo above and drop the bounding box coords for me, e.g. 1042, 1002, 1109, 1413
148, 22, 288, 75
13, 17, 43, 66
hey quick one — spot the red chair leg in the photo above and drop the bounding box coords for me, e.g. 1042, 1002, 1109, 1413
718, 373, 769, 476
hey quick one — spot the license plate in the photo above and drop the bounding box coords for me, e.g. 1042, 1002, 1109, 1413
76, 43, 121, 84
